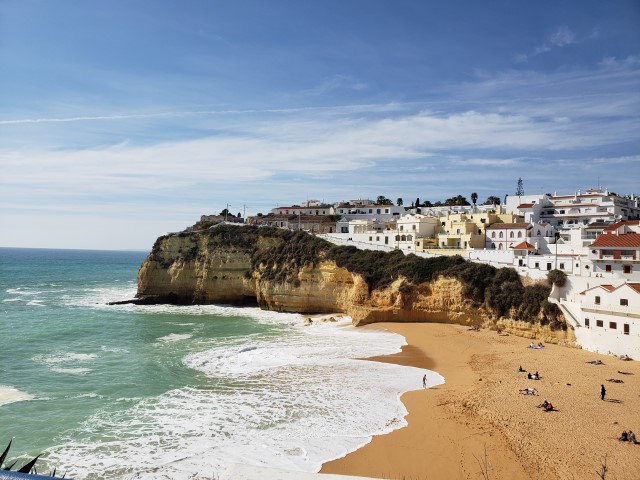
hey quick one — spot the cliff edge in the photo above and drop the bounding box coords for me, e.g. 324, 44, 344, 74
136, 225, 573, 343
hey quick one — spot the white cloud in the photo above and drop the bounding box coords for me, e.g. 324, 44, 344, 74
516, 26, 578, 61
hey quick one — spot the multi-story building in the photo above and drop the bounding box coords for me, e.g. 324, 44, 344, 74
588, 221, 640, 280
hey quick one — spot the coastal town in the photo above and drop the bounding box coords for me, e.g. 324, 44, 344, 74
195, 186, 640, 359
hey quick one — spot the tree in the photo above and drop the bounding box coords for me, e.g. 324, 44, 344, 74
376, 195, 393, 205
547, 269, 567, 287
484, 196, 500, 205
444, 195, 470, 206
516, 177, 524, 196
396, 198, 403, 206
423, 200, 433, 207
415, 197, 421, 208
471, 192, 478, 205
219, 208, 230, 218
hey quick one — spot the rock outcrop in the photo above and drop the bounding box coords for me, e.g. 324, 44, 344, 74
136, 225, 573, 344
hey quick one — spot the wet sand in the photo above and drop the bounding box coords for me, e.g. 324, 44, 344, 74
321, 323, 640, 480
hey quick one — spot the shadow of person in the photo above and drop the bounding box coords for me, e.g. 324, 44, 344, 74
606, 399, 624, 404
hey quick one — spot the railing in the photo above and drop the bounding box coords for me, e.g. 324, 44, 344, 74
580, 303, 633, 314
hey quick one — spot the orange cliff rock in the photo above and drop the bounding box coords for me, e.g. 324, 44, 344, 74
136, 227, 574, 344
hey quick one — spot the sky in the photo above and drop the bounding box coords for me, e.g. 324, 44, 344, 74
1, 0, 639, 250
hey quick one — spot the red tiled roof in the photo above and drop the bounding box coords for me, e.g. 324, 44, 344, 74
486, 222, 531, 229
511, 241, 536, 250
590, 233, 640, 248
629, 283, 640, 294
580, 284, 616, 295
604, 220, 640, 232
517, 203, 535, 209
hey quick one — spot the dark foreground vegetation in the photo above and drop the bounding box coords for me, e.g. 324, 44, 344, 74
153, 225, 563, 327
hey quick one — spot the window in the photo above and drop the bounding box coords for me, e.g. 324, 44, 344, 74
400, 225, 404, 231
547, 263, 552, 270
585, 318, 590, 328
376, 236, 380, 241
596, 320, 603, 327
595, 296, 600, 305
369, 236, 372, 241
535, 262, 539, 268
518, 231, 522, 238
620, 299, 628, 306
368, 209, 372, 214
412, 225, 416, 231
395, 235, 400, 241
457, 228, 461, 234
385, 237, 389, 245
385, 209, 389, 213
407, 235, 412, 241
609, 322, 617, 329
491, 232, 496, 238
377, 209, 381, 214
559, 263, 565, 269
499, 232, 503, 238
537, 230, 541, 235
624, 265, 631, 274
605, 265, 612, 272
624, 324, 630, 335
491, 243, 496, 249
510, 231, 514, 238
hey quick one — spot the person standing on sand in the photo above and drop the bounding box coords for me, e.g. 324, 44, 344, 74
423, 374, 427, 388
600, 384, 606, 401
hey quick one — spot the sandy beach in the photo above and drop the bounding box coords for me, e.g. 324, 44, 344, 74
321, 323, 640, 480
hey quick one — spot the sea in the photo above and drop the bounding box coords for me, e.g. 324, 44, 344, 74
0, 247, 443, 479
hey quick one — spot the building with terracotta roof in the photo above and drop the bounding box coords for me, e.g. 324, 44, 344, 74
563, 282, 640, 357
588, 221, 640, 280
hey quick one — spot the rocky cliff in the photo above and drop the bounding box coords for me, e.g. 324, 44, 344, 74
136, 225, 573, 344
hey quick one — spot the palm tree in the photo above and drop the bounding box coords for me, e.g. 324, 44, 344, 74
471, 192, 478, 206
397, 197, 403, 206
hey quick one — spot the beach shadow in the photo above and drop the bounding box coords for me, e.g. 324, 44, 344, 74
605, 399, 624, 404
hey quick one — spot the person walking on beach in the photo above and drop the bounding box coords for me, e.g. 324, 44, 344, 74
422, 374, 427, 388
600, 384, 606, 401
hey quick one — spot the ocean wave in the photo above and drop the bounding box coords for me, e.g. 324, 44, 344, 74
34, 352, 98, 364
50, 367, 92, 375
156, 333, 193, 343
0, 385, 35, 406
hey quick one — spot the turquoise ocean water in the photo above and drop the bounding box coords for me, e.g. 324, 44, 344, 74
0, 247, 442, 479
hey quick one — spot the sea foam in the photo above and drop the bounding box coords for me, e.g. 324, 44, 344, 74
45, 310, 443, 479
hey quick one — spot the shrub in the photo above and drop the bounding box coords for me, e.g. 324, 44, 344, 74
547, 269, 567, 287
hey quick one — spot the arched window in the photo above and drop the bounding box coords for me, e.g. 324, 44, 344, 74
395, 235, 400, 241
400, 225, 404, 231
518, 231, 522, 238
510, 231, 514, 238
499, 232, 503, 238
407, 235, 412, 241
498, 244, 503, 250
401, 235, 407, 241
491, 242, 496, 249
537, 230, 541, 235
491, 232, 496, 238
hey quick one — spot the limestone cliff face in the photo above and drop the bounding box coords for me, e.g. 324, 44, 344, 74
137, 228, 572, 344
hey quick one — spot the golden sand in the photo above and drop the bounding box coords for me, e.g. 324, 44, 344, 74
321, 323, 640, 480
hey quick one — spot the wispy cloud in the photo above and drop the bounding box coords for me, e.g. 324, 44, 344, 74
515, 26, 578, 62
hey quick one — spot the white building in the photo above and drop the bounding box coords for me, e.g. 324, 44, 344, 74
553, 280, 640, 358
588, 221, 640, 281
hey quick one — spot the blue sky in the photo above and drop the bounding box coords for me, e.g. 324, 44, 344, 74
1, 0, 639, 250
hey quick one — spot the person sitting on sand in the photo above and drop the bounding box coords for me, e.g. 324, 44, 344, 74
543, 402, 554, 412
529, 342, 535, 349
528, 372, 532, 379
619, 431, 629, 441
537, 342, 544, 348
535, 371, 540, 379
518, 365, 525, 372
538, 400, 549, 409
629, 431, 637, 444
